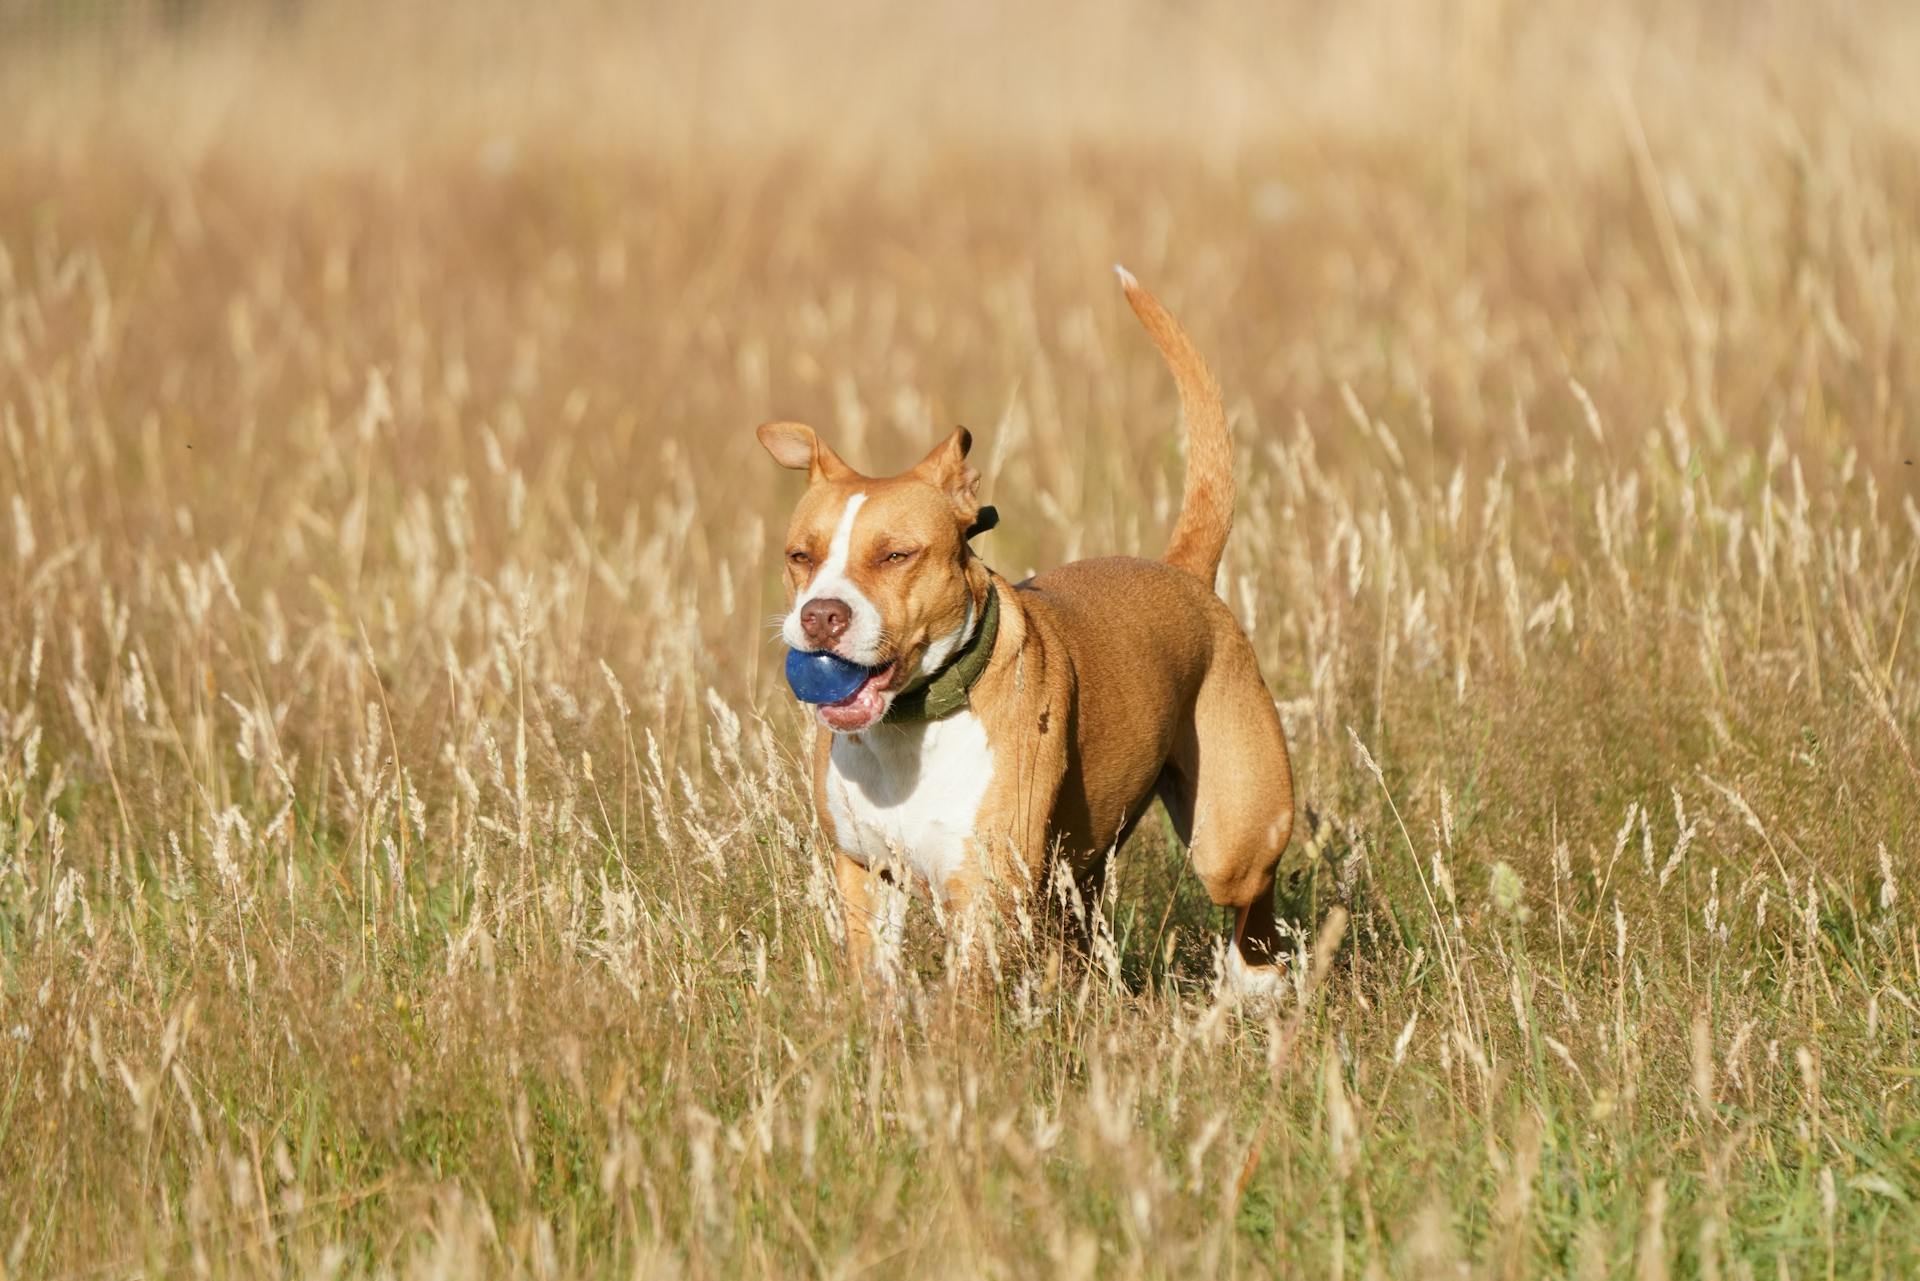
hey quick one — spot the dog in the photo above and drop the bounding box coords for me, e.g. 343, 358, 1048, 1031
758, 268, 1294, 994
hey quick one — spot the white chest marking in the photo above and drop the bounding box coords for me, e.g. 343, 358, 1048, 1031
825, 713, 995, 899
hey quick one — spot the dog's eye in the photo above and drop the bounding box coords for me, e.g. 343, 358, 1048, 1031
881, 549, 916, 565
787, 550, 812, 567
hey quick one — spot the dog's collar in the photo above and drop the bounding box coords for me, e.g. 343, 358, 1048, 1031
883, 585, 999, 725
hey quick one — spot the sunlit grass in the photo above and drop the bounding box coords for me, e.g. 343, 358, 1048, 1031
3, 1, 1919, 1276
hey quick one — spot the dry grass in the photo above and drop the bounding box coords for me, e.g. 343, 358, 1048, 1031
3, 1, 1920, 1276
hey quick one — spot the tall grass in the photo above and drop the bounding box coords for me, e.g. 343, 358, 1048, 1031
2, 1, 1918, 1276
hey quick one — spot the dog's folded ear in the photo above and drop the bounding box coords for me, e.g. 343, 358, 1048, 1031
756, 421, 854, 483
913, 425, 984, 527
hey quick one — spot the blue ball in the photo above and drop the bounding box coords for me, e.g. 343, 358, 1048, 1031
785, 648, 874, 704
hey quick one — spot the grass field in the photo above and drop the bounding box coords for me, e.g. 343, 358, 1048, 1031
3, 1, 1920, 1275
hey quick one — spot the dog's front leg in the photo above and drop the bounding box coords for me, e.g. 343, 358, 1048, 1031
935, 738, 1067, 1003
835, 850, 877, 975
834, 852, 913, 996
816, 733, 888, 992
936, 854, 1006, 1005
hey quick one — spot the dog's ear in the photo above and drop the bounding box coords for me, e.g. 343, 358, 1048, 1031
756, 421, 853, 483
913, 426, 983, 525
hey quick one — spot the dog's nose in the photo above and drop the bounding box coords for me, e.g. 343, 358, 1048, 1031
799, 598, 851, 645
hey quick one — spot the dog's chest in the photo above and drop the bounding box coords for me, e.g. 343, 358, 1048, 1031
824, 714, 995, 895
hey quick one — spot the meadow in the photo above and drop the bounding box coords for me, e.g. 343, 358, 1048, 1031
2, 0, 1919, 1275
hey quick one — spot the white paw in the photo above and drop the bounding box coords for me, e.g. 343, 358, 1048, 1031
1224, 946, 1288, 1005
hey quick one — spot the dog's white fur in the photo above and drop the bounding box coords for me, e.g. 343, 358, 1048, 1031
825, 713, 996, 902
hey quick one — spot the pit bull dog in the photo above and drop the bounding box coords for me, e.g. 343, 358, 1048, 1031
759, 268, 1294, 994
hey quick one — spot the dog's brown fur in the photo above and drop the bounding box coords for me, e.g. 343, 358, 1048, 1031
760, 271, 1295, 985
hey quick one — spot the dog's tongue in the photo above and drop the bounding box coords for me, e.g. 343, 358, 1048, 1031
818, 669, 890, 731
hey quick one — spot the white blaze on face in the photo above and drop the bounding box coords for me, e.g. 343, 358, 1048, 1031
783, 492, 886, 663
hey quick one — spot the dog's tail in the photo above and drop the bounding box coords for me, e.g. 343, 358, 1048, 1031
1116, 266, 1232, 584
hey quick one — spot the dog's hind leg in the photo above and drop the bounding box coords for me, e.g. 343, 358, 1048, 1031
1162, 633, 1295, 991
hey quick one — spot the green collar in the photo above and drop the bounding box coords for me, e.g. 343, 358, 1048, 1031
884, 586, 1000, 724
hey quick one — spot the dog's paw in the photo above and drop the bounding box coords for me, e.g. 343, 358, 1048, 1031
1223, 947, 1289, 1007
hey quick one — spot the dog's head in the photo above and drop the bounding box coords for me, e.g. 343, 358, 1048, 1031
759, 420, 990, 732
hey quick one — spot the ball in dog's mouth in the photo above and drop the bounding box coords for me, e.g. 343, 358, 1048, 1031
816, 662, 897, 732
786, 648, 873, 703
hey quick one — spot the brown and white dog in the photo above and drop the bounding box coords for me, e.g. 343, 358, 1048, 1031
758, 269, 1294, 993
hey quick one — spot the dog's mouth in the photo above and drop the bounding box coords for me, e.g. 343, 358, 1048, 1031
816, 660, 899, 732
